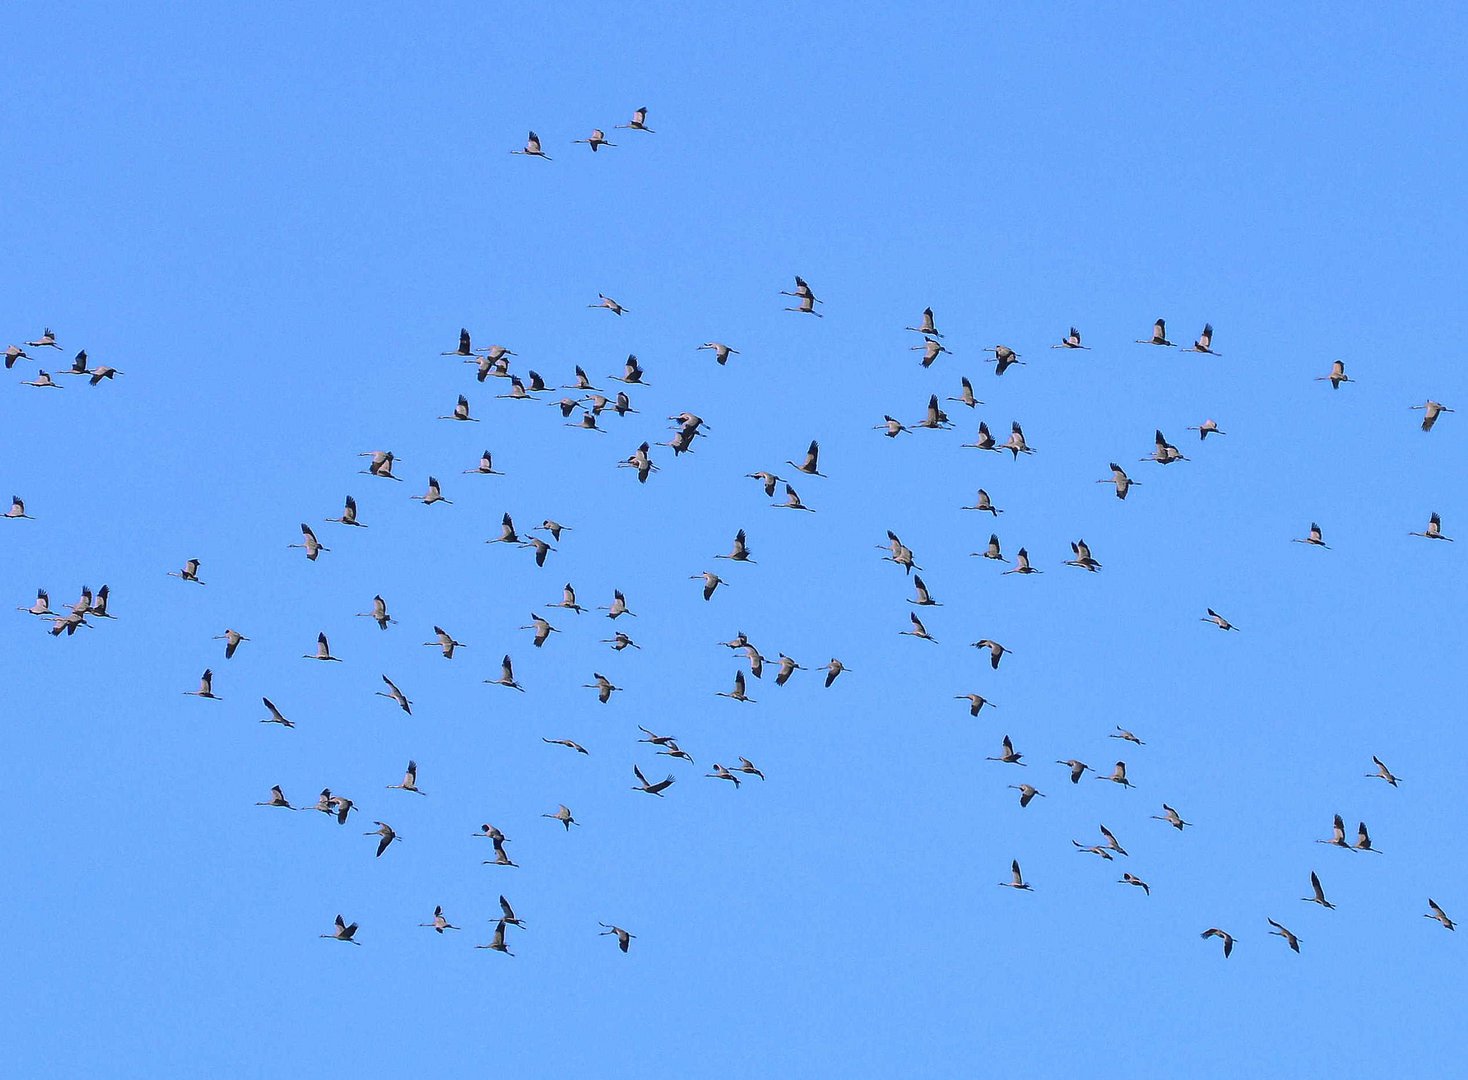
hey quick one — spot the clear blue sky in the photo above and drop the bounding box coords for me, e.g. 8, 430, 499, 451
5, 3, 1466, 1076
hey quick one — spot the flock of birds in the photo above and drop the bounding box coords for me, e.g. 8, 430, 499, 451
9, 104, 1462, 960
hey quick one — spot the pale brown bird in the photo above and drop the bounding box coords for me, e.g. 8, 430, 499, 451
1411, 400, 1453, 431
1136, 318, 1173, 347
511, 131, 551, 159
574, 128, 617, 151
1316, 359, 1351, 389
616, 106, 655, 132
632, 765, 675, 796
985, 734, 1025, 765
1267, 918, 1301, 953
1200, 928, 1235, 958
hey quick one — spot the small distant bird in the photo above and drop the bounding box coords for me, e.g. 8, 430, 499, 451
1409, 512, 1453, 541
213, 628, 248, 659
971, 639, 1010, 670
289, 523, 329, 561
1267, 918, 1302, 953
1002, 548, 1041, 575
475, 920, 514, 956
1136, 319, 1173, 346
497, 895, 526, 930
1056, 759, 1092, 784
964, 488, 1003, 515
320, 914, 360, 945
465, 450, 504, 476
616, 106, 655, 132
424, 625, 466, 659
775, 483, 814, 512
4, 344, 30, 368
1425, 899, 1456, 931
1009, 784, 1045, 808
420, 906, 460, 934
603, 631, 640, 652
259, 697, 294, 728
1098, 462, 1139, 500
999, 859, 1033, 891
973, 533, 1005, 562
1099, 824, 1129, 857
387, 761, 427, 796
521, 613, 558, 648
775, 653, 804, 686
1316, 359, 1351, 388
543, 804, 579, 830
1110, 726, 1145, 745
986, 734, 1025, 766
911, 338, 949, 368
358, 594, 395, 630
876, 414, 910, 438
256, 785, 298, 810
1003, 421, 1036, 458
1366, 755, 1401, 787
620, 441, 658, 483
632, 765, 675, 796
1411, 400, 1454, 431
326, 495, 366, 527
786, 440, 825, 477
1065, 539, 1102, 572
1053, 326, 1089, 350
376, 674, 412, 714
1317, 813, 1350, 849
1099, 761, 1133, 788
304, 632, 340, 662
1144, 429, 1187, 464
1354, 820, 1381, 853
692, 571, 727, 601
487, 655, 525, 692
600, 589, 636, 619
26, 328, 61, 349
359, 450, 402, 481
589, 293, 627, 316
909, 576, 940, 606
905, 307, 942, 338
1292, 522, 1329, 548
365, 821, 400, 858
955, 693, 995, 717
962, 421, 998, 451
732, 757, 765, 781
584, 672, 620, 703
1202, 608, 1237, 631
1187, 418, 1226, 439
948, 376, 982, 408
746, 470, 782, 497
21, 369, 62, 388
19, 589, 55, 617
1152, 804, 1191, 830
900, 612, 938, 644
1200, 928, 1235, 958
411, 476, 452, 506
823, 659, 848, 687
543, 738, 588, 755
168, 558, 204, 583
1119, 872, 1151, 895
716, 528, 755, 563
1183, 323, 1220, 355
511, 131, 551, 159
716, 670, 755, 703
574, 128, 616, 151
185, 669, 221, 700
706, 763, 742, 787
985, 345, 1024, 376
599, 923, 635, 951
439, 394, 478, 422
1302, 870, 1335, 909
698, 342, 739, 365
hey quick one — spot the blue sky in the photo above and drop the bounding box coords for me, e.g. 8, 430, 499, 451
5, 2, 1467, 1076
